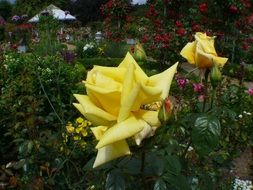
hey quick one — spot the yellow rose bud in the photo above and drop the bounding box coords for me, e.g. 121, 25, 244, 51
158, 97, 173, 124
210, 62, 222, 88
180, 32, 228, 69
133, 42, 147, 62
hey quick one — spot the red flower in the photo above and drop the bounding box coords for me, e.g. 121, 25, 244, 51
229, 5, 238, 13
175, 20, 183, 27
244, 0, 251, 8
162, 44, 169, 49
11, 44, 18, 50
247, 14, 253, 25
176, 28, 186, 36
191, 24, 200, 32
154, 34, 162, 42
107, 0, 113, 9
242, 42, 249, 51
141, 34, 149, 43
199, 3, 207, 13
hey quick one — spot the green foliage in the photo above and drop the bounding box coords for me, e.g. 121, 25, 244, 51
192, 115, 221, 156
105, 169, 125, 190
79, 57, 123, 69
0, 0, 12, 20
0, 26, 5, 41
103, 41, 131, 58
69, 0, 106, 24
13, 0, 70, 16
33, 15, 63, 56
0, 52, 89, 189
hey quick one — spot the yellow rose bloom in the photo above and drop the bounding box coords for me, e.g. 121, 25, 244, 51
180, 32, 228, 68
73, 52, 178, 168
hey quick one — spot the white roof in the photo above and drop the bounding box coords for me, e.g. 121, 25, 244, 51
28, 4, 76, 23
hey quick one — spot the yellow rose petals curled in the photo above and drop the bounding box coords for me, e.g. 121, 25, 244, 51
180, 32, 228, 68
74, 52, 178, 168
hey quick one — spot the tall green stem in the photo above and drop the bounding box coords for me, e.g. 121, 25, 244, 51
140, 149, 146, 187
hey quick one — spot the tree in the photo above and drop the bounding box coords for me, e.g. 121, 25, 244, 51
12, 0, 70, 16
0, 0, 13, 20
69, 0, 107, 24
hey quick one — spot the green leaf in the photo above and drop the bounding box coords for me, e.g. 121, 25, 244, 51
145, 153, 165, 176
165, 155, 181, 176
105, 169, 125, 190
165, 174, 191, 190
154, 179, 167, 190
192, 115, 221, 156
120, 157, 141, 175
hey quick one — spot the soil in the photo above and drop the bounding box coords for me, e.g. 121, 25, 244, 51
232, 147, 252, 181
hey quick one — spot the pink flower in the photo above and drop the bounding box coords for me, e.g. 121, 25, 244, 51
193, 83, 204, 94
198, 95, 205, 102
11, 15, 20, 21
176, 76, 188, 90
246, 88, 253, 96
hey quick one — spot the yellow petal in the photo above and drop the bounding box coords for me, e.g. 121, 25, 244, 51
134, 120, 154, 146
96, 116, 144, 149
195, 32, 217, 55
73, 94, 117, 126
196, 45, 228, 68
134, 110, 161, 128
117, 61, 140, 122
118, 84, 141, 122
86, 86, 121, 116
180, 41, 196, 64
212, 56, 228, 67
91, 126, 108, 140
118, 52, 148, 82
148, 62, 178, 99
85, 69, 122, 116
87, 66, 126, 83
93, 140, 131, 168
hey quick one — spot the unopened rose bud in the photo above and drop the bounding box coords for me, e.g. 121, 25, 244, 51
158, 97, 173, 124
133, 42, 147, 63
210, 63, 222, 88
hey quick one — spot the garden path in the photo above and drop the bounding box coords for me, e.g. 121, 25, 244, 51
180, 62, 253, 88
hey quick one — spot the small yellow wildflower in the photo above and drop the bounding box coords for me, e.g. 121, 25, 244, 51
66, 123, 75, 133
79, 141, 87, 148
62, 133, 68, 143
78, 122, 87, 128
81, 129, 88, 137
76, 117, 84, 124
75, 127, 82, 134
73, 136, 81, 141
